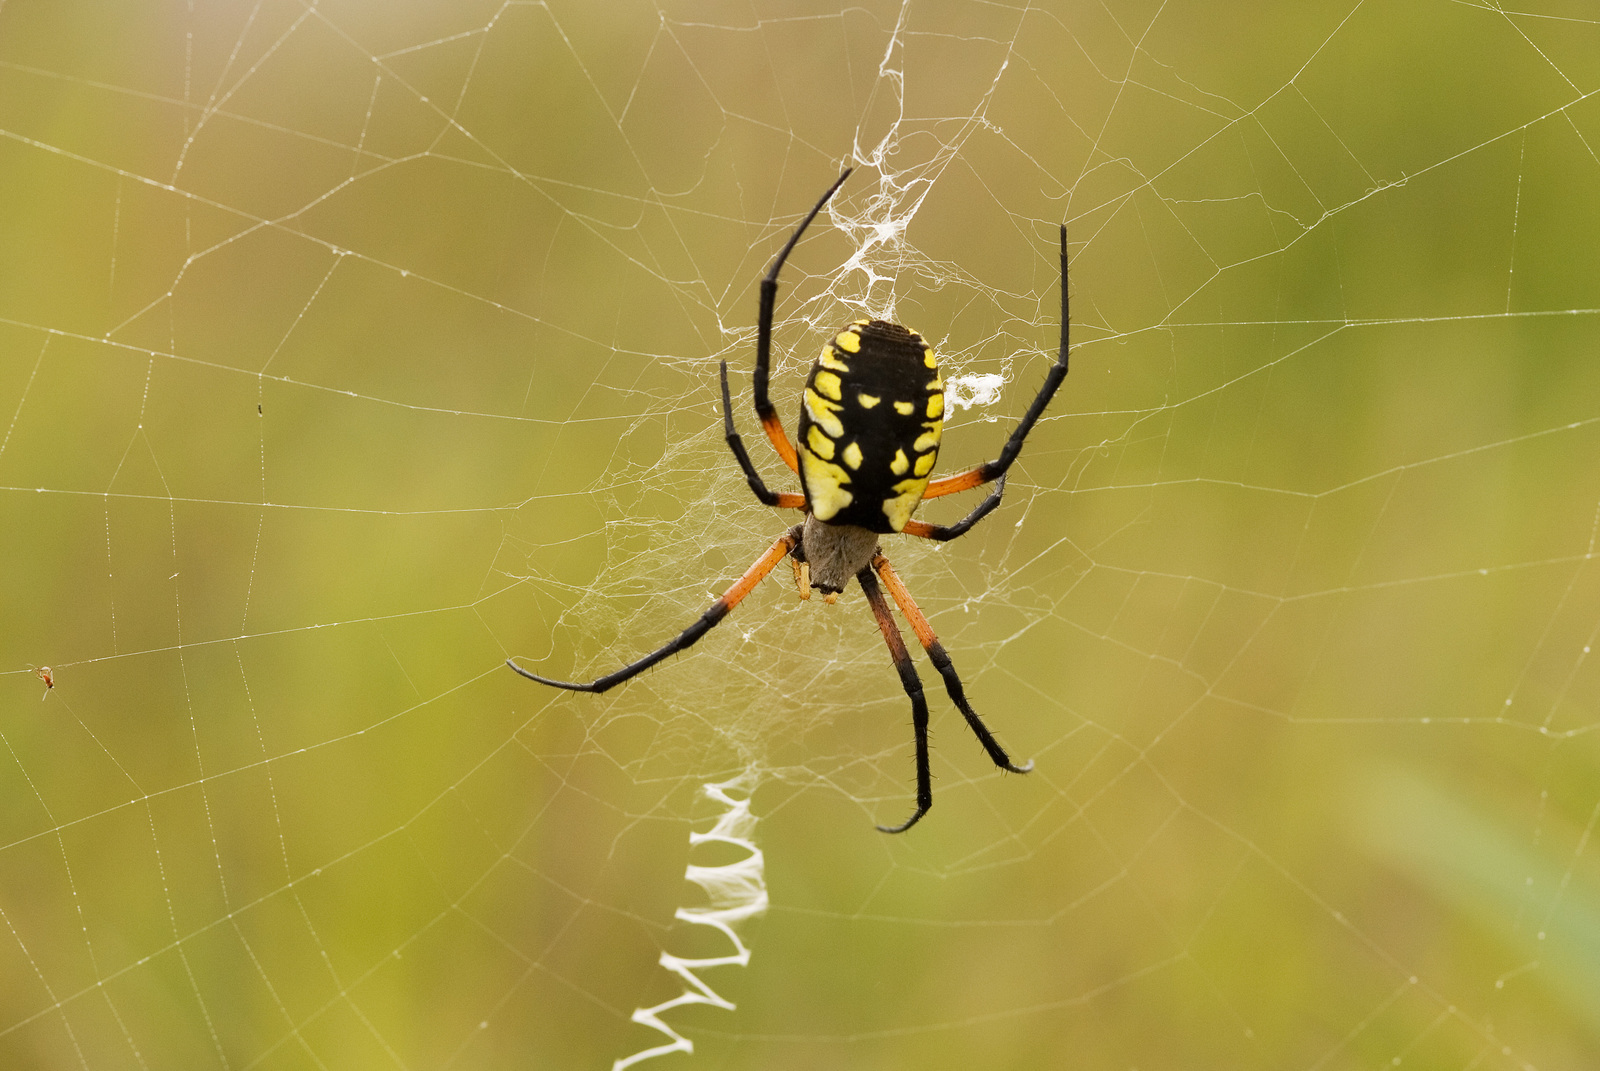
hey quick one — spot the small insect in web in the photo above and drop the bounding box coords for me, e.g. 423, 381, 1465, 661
509, 169, 1071, 832
32, 665, 54, 700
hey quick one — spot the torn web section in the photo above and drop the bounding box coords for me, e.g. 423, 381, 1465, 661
946, 371, 1007, 414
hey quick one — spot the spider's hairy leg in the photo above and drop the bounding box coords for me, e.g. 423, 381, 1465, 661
858, 566, 933, 834
873, 554, 1032, 775
753, 167, 853, 474
922, 224, 1071, 502
721, 361, 804, 510
508, 527, 802, 693
902, 474, 1007, 542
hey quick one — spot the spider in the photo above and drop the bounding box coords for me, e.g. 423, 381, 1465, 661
509, 168, 1070, 832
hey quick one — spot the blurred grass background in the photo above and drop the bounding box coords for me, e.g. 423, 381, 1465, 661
2, 0, 1599, 1068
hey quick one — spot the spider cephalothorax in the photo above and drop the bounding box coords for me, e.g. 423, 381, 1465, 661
510, 168, 1071, 832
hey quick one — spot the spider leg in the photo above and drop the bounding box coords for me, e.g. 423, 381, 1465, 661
873, 554, 1032, 775
857, 566, 933, 834
720, 361, 805, 509
902, 474, 1006, 542
923, 224, 1070, 501
753, 168, 853, 475
508, 527, 801, 693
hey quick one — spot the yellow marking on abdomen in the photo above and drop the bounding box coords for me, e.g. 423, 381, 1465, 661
801, 450, 854, 521
819, 345, 851, 372
882, 479, 931, 531
804, 389, 845, 437
807, 425, 835, 460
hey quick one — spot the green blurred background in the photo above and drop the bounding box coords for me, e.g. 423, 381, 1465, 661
2, 0, 1599, 1067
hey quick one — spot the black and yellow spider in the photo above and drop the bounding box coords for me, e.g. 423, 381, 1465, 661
509, 169, 1070, 832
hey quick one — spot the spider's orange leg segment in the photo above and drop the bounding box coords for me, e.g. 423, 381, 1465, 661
902, 475, 1006, 541
508, 527, 801, 693
873, 554, 1032, 776
761, 412, 800, 474
922, 465, 994, 500
858, 566, 933, 833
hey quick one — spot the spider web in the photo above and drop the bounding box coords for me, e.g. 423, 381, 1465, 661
3, 0, 1600, 1067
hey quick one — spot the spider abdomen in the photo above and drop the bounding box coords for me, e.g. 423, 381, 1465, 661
796, 319, 944, 534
